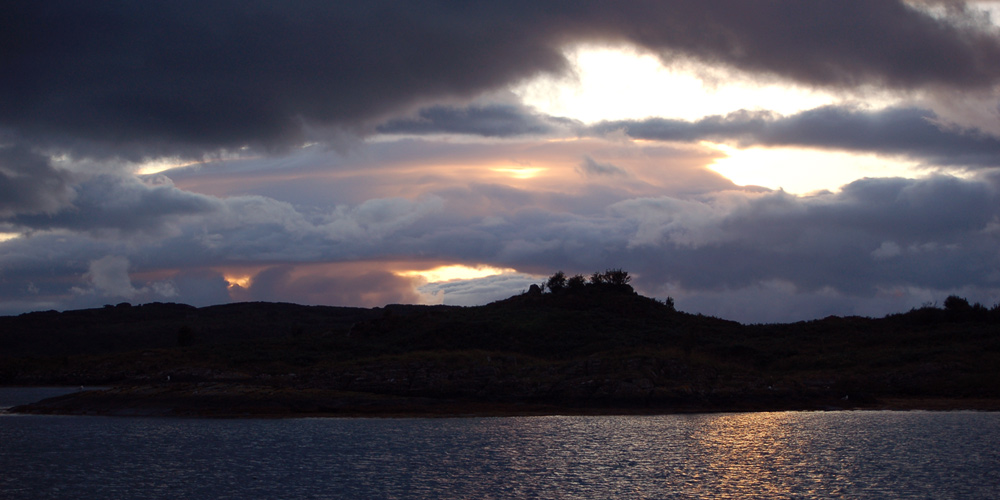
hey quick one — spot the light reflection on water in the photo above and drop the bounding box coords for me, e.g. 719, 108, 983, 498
2, 394, 998, 499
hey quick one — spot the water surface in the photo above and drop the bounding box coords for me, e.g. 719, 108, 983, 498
2, 388, 997, 499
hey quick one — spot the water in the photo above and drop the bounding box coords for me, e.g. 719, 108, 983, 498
2, 389, 998, 499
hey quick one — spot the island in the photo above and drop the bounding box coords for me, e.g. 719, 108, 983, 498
4, 271, 999, 417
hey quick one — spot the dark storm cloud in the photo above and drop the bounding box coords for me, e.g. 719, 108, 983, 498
4, 1, 999, 158
612, 0, 1000, 89
0, 146, 75, 217
753, 106, 1000, 166
595, 106, 1000, 167
376, 104, 576, 137
608, 175, 1000, 296
9, 173, 221, 235
0, 1, 568, 158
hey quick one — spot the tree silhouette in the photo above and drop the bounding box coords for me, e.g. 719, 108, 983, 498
603, 268, 631, 286
545, 271, 567, 293
944, 295, 971, 312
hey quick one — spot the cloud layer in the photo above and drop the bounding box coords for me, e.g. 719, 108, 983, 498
2, 138, 997, 322
2, 1, 1000, 322
594, 106, 1000, 168
5, 1, 1000, 157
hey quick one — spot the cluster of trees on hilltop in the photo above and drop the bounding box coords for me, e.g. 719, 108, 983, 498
537, 268, 676, 310
889, 295, 1000, 324
543, 268, 631, 293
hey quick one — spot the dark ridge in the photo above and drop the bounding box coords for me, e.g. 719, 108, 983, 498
3, 287, 999, 416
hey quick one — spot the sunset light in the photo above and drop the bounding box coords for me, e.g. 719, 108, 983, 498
489, 166, 546, 180
6, 4, 1000, 496
397, 264, 516, 284
704, 142, 925, 194
513, 45, 847, 124
3, 2, 1000, 322
223, 275, 252, 290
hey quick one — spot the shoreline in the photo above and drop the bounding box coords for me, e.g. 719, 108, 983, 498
8, 385, 1000, 419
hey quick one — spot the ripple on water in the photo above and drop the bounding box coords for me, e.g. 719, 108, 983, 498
1, 402, 998, 499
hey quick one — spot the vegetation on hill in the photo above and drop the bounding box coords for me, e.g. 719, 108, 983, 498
4, 270, 1000, 416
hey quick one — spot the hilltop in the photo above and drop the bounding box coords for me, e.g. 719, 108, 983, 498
4, 282, 1000, 417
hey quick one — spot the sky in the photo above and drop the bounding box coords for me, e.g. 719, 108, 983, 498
2, 1, 1000, 323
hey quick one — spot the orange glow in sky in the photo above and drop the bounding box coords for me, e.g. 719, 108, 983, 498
397, 264, 516, 283
223, 274, 252, 289
489, 166, 546, 179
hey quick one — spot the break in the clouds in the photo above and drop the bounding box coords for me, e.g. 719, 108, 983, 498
391, 103, 1000, 168
2, 1, 1000, 322
594, 106, 1000, 168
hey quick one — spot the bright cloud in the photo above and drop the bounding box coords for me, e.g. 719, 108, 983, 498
397, 264, 518, 284
512, 45, 850, 124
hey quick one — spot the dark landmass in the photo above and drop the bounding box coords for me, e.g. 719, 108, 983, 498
4, 285, 1000, 417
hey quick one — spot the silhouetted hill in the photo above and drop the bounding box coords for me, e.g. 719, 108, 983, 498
4, 287, 1000, 416
0, 301, 384, 357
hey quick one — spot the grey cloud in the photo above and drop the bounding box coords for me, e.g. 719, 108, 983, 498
31, 254, 182, 311
384, 102, 1000, 170
1, 172, 997, 322
388, 174, 999, 320
322, 197, 446, 243
591, 110, 771, 143
126, 194, 450, 268
577, 156, 628, 178
376, 104, 576, 137
615, 0, 1000, 89
1, 140, 998, 322
81, 256, 140, 299
3, 1, 999, 158
0, 1, 569, 158
596, 106, 1000, 167
753, 107, 1000, 167
609, 175, 1000, 297
0, 146, 75, 217
10, 173, 221, 235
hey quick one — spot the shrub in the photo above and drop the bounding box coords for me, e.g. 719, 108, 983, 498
545, 271, 567, 293
603, 268, 631, 286
567, 274, 587, 290
944, 295, 971, 312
